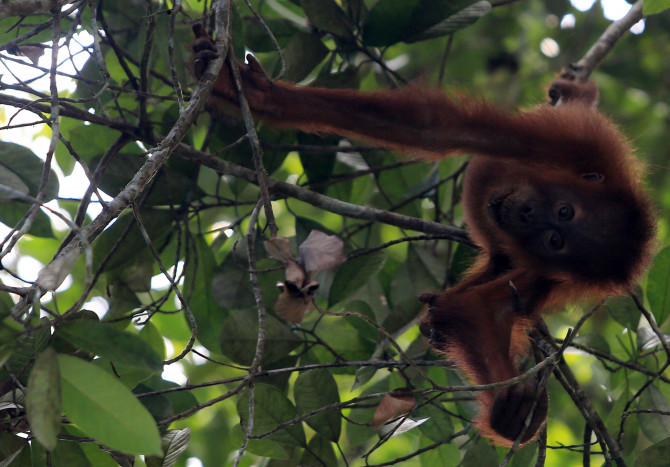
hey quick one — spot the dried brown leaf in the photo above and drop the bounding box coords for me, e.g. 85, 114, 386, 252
372, 394, 416, 429
299, 230, 345, 273
264, 236, 293, 262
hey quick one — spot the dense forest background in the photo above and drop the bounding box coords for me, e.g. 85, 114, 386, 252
1, 0, 670, 465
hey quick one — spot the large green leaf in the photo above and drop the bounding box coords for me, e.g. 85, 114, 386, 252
294, 369, 341, 441
282, 32, 329, 83
92, 153, 200, 205
237, 384, 306, 447
362, 0, 421, 46
0, 142, 59, 237
644, 0, 670, 16
92, 210, 174, 272
220, 309, 301, 366
416, 403, 454, 443
638, 385, 670, 443
58, 354, 162, 455
4, 317, 50, 378
0, 317, 22, 368
404, 1, 491, 43
211, 253, 256, 311
56, 320, 163, 372
362, 0, 482, 46
0, 433, 28, 465
646, 246, 670, 327
184, 236, 229, 351
300, 435, 337, 466
146, 428, 191, 467
605, 294, 640, 330
634, 437, 670, 467
0, 142, 59, 200
328, 251, 386, 307
26, 348, 61, 451
300, 0, 353, 39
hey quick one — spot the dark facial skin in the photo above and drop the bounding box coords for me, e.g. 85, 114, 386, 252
485, 182, 639, 282
488, 185, 581, 262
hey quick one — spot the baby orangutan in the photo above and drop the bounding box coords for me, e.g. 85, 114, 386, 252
192, 25, 656, 445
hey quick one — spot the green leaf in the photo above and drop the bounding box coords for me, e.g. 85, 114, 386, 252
419, 440, 460, 467
93, 210, 174, 272
5, 317, 50, 377
300, 435, 337, 466
104, 281, 142, 322
58, 354, 162, 455
220, 309, 301, 366
605, 294, 640, 330
405, 1, 491, 43
237, 384, 306, 447
231, 425, 291, 459
462, 436, 498, 466
390, 244, 441, 307
363, 0, 421, 46
300, 0, 353, 38
145, 428, 191, 467
134, 382, 173, 421
644, 0, 670, 16
0, 142, 59, 201
26, 348, 61, 451
294, 369, 341, 441
298, 133, 338, 189
607, 390, 639, 455
58, 125, 125, 165
184, 237, 228, 352
507, 443, 537, 467
30, 438, 92, 467
344, 300, 379, 343
211, 253, 256, 311
243, 17, 300, 52
0, 202, 54, 238
282, 32, 329, 83
0, 317, 22, 367
638, 385, 670, 443
352, 365, 378, 391
328, 251, 386, 307
573, 333, 610, 355
363, 0, 482, 46
140, 322, 167, 361
416, 403, 453, 442
92, 153, 200, 206
56, 320, 163, 372
646, 246, 670, 327
635, 437, 670, 466
0, 432, 29, 465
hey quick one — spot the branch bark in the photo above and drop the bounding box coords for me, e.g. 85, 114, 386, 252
10, 1, 232, 320
572, 0, 644, 80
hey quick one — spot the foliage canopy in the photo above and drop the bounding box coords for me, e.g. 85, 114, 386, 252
1, 0, 670, 466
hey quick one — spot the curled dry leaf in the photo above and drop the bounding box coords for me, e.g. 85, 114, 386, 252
298, 230, 346, 273
379, 417, 429, 438
372, 393, 416, 429
37, 250, 79, 291
274, 285, 317, 323
268, 231, 346, 323
7, 45, 45, 65
264, 236, 292, 262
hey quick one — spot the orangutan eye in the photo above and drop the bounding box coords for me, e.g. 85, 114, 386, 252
557, 204, 574, 221
547, 231, 565, 250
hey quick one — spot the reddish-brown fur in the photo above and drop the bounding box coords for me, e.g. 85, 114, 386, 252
192, 27, 656, 446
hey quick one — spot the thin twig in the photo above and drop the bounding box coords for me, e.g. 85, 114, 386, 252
9, 0, 230, 320
572, 0, 644, 80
